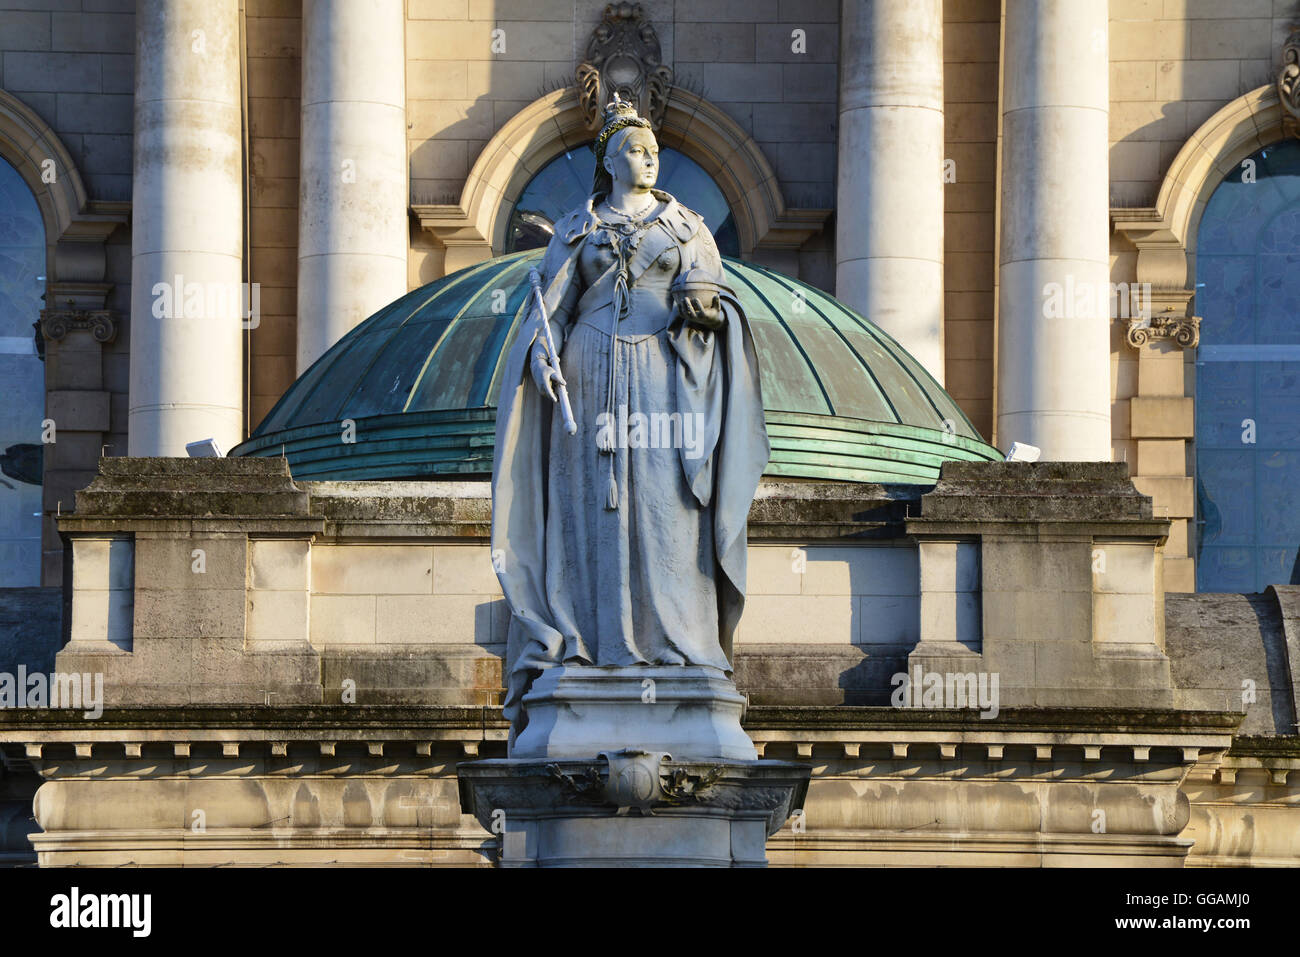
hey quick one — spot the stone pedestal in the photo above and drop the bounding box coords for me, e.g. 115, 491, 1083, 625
461, 664, 809, 866
458, 754, 809, 867
510, 665, 756, 762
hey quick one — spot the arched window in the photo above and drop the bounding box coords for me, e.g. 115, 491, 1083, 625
505, 143, 739, 255
0, 156, 45, 586
1195, 139, 1300, 592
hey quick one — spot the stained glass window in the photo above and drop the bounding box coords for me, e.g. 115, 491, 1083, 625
1195, 139, 1300, 592
505, 143, 739, 256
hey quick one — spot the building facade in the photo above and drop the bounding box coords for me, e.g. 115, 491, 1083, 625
0, 1, 1299, 866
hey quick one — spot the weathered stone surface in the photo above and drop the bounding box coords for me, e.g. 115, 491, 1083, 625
68, 457, 316, 525
321, 647, 503, 707
913, 461, 1162, 526
1165, 590, 1298, 735
734, 643, 907, 706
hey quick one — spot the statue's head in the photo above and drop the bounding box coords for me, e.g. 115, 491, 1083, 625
592, 93, 656, 197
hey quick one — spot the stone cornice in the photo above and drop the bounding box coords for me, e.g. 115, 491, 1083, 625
0, 703, 1242, 743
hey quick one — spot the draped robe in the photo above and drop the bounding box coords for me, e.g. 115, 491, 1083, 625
490, 189, 769, 732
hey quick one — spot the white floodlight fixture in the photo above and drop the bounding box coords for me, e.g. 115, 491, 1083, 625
186, 438, 224, 458
1004, 442, 1041, 463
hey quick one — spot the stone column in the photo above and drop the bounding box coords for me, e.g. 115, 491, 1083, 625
996, 0, 1111, 460
296, 0, 408, 374
129, 0, 245, 456
836, 0, 945, 384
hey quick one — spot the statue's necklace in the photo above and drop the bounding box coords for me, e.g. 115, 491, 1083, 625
605, 194, 657, 220
601, 198, 656, 238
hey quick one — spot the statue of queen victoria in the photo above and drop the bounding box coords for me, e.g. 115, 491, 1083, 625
491, 95, 770, 735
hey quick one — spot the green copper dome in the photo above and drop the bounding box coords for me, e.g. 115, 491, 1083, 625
232, 250, 1001, 483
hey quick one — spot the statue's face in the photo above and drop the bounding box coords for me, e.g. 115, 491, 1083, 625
605, 127, 658, 191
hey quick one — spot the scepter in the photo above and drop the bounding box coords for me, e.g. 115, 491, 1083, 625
527, 267, 578, 435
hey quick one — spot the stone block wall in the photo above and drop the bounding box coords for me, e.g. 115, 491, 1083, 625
736, 543, 919, 706
942, 0, 1000, 442
0, 2, 135, 201
46, 457, 1206, 718
246, 0, 302, 428
1108, 0, 1294, 208
0, 585, 62, 675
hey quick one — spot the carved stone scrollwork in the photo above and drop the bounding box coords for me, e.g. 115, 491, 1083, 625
1126, 312, 1200, 349
1279, 29, 1300, 137
546, 753, 731, 811
576, 3, 673, 132
39, 308, 117, 344
545, 762, 605, 802
659, 765, 724, 805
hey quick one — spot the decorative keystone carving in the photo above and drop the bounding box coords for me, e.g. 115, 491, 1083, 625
39, 307, 116, 344
576, 3, 673, 132
1126, 311, 1200, 349
1279, 29, 1300, 136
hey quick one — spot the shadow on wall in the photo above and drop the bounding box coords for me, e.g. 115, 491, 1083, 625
0, 587, 62, 676
1246, 591, 1300, 735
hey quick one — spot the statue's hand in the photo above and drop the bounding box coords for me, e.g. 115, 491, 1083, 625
530, 348, 565, 402
678, 293, 724, 331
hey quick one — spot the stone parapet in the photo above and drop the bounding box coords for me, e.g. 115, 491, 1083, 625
45, 458, 1219, 715
0, 704, 1253, 868
905, 461, 1175, 710
64, 457, 318, 532
909, 460, 1164, 529
56, 458, 323, 706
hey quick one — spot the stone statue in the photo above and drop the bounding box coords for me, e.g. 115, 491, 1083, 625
491, 94, 769, 736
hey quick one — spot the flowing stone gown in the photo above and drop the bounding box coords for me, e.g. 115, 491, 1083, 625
491, 188, 770, 729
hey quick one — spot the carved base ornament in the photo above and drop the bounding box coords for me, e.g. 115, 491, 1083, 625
459, 755, 809, 865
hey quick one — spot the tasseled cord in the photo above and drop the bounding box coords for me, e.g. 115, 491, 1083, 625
601, 271, 626, 510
